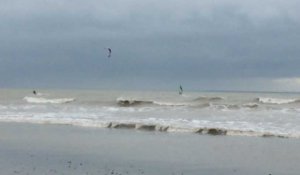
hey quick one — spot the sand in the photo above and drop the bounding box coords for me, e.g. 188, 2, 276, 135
0, 122, 299, 175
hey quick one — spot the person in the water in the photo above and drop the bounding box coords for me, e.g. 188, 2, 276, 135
179, 85, 183, 95
33, 90, 37, 95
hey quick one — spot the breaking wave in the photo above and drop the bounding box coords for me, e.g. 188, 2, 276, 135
242, 103, 259, 108
116, 97, 261, 110
210, 103, 260, 110
256, 97, 299, 104
193, 96, 224, 102
152, 101, 189, 107
24, 96, 75, 104
0, 116, 295, 139
116, 97, 188, 107
72, 122, 296, 138
116, 97, 153, 106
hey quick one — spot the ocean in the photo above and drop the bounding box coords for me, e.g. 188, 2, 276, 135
0, 89, 300, 138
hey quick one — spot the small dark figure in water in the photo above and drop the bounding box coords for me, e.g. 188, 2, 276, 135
33, 90, 37, 95
179, 85, 183, 95
108, 48, 112, 58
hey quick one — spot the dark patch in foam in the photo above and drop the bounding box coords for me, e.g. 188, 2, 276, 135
117, 99, 153, 107
262, 133, 287, 138
105, 122, 289, 138
156, 125, 169, 132
112, 123, 136, 129
196, 128, 227, 135
227, 104, 240, 109
243, 103, 259, 108
207, 128, 227, 135
107, 122, 112, 128
107, 122, 169, 132
136, 124, 156, 131
262, 133, 274, 138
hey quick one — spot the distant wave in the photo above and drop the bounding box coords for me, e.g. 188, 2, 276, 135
210, 103, 260, 110
242, 103, 259, 108
152, 101, 189, 107
24, 96, 75, 104
116, 97, 153, 106
116, 97, 189, 107
256, 97, 299, 104
193, 96, 224, 102
116, 97, 263, 110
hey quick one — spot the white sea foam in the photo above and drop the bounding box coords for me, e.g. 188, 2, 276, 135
152, 101, 189, 106
36, 92, 49, 96
242, 103, 259, 108
0, 115, 298, 138
257, 97, 298, 104
116, 97, 153, 106
193, 96, 224, 101
24, 96, 75, 104
116, 97, 189, 107
1, 90, 300, 139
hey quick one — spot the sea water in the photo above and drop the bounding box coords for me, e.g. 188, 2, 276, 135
0, 89, 300, 138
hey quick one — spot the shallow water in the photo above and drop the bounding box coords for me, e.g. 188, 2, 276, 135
1, 89, 300, 138
1, 123, 300, 175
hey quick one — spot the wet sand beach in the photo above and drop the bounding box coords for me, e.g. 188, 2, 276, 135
0, 122, 300, 175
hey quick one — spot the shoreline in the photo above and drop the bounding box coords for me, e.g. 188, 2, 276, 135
1, 122, 300, 175
0, 120, 296, 139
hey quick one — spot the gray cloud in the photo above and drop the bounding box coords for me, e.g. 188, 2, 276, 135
1, 0, 300, 91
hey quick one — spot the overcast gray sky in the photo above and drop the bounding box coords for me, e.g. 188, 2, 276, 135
1, 0, 300, 91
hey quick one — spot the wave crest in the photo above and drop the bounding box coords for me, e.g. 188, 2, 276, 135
104, 122, 291, 138
100, 122, 295, 138
256, 97, 299, 104
106, 122, 169, 131
24, 96, 75, 104
116, 97, 188, 107
0, 117, 294, 138
193, 96, 223, 102
116, 97, 153, 106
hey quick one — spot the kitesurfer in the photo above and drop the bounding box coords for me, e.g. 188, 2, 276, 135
179, 85, 183, 95
107, 48, 112, 58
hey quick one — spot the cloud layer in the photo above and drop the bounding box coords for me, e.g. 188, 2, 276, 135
1, 0, 300, 91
